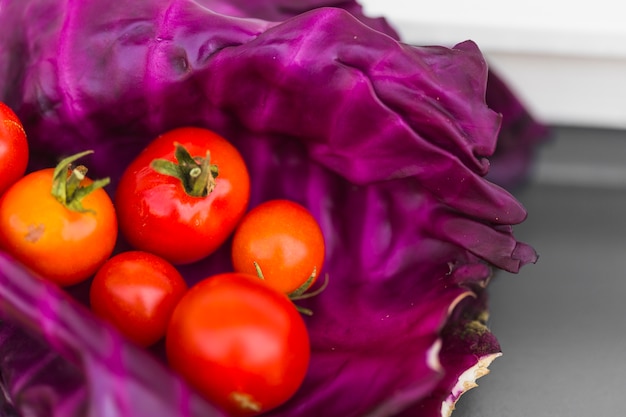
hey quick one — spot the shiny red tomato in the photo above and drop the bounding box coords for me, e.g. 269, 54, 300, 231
0, 102, 28, 195
115, 127, 250, 264
90, 251, 188, 347
231, 199, 325, 295
0, 152, 117, 286
166, 272, 310, 416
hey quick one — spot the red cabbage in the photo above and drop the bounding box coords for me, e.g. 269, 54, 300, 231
0, 1, 544, 416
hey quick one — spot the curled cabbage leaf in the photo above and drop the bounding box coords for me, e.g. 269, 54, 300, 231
0, 1, 543, 416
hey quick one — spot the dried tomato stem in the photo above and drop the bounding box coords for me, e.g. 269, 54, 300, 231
229, 392, 261, 413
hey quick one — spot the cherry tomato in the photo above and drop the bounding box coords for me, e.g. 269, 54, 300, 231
231, 199, 325, 295
89, 251, 188, 347
166, 272, 310, 416
0, 152, 117, 286
0, 102, 29, 195
115, 127, 250, 265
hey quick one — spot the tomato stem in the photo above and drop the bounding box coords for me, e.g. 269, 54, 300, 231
229, 392, 261, 413
51, 150, 110, 213
290, 273, 329, 301
253, 261, 328, 316
288, 267, 317, 298
291, 273, 330, 315
295, 305, 313, 316
253, 261, 265, 280
150, 143, 219, 198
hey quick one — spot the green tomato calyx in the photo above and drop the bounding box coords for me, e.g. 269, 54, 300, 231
150, 143, 219, 198
51, 150, 110, 213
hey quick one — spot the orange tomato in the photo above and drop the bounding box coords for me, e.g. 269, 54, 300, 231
0, 153, 117, 286
231, 199, 325, 295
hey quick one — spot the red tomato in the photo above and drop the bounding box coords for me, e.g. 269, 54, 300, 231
0, 152, 117, 286
115, 127, 250, 264
231, 199, 325, 295
0, 102, 29, 195
166, 272, 310, 416
90, 251, 188, 347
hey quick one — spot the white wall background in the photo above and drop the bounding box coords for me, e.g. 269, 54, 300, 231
360, 1, 626, 129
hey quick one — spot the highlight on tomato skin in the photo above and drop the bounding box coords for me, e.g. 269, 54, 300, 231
165, 272, 311, 417
0, 152, 117, 287
0, 101, 29, 196
231, 199, 326, 295
115, 126, 251, 265
89, 251, 188, 348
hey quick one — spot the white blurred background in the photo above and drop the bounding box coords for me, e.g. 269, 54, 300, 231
360, 0, 626, 129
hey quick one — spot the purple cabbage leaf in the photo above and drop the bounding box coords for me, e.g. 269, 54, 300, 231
0, 1, 542, 416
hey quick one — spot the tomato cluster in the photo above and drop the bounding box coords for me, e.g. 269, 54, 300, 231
0, 103, 326, 416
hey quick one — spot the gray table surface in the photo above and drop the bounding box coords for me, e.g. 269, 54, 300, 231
453, 126, 626, 417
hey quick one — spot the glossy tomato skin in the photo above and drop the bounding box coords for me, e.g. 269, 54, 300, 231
0, 169, 117, 286
0, 102, 28, 196
231, 199, 325, 294
115, 127, 250, 265
90, 251, 188, 347
166, 272, 310, 416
